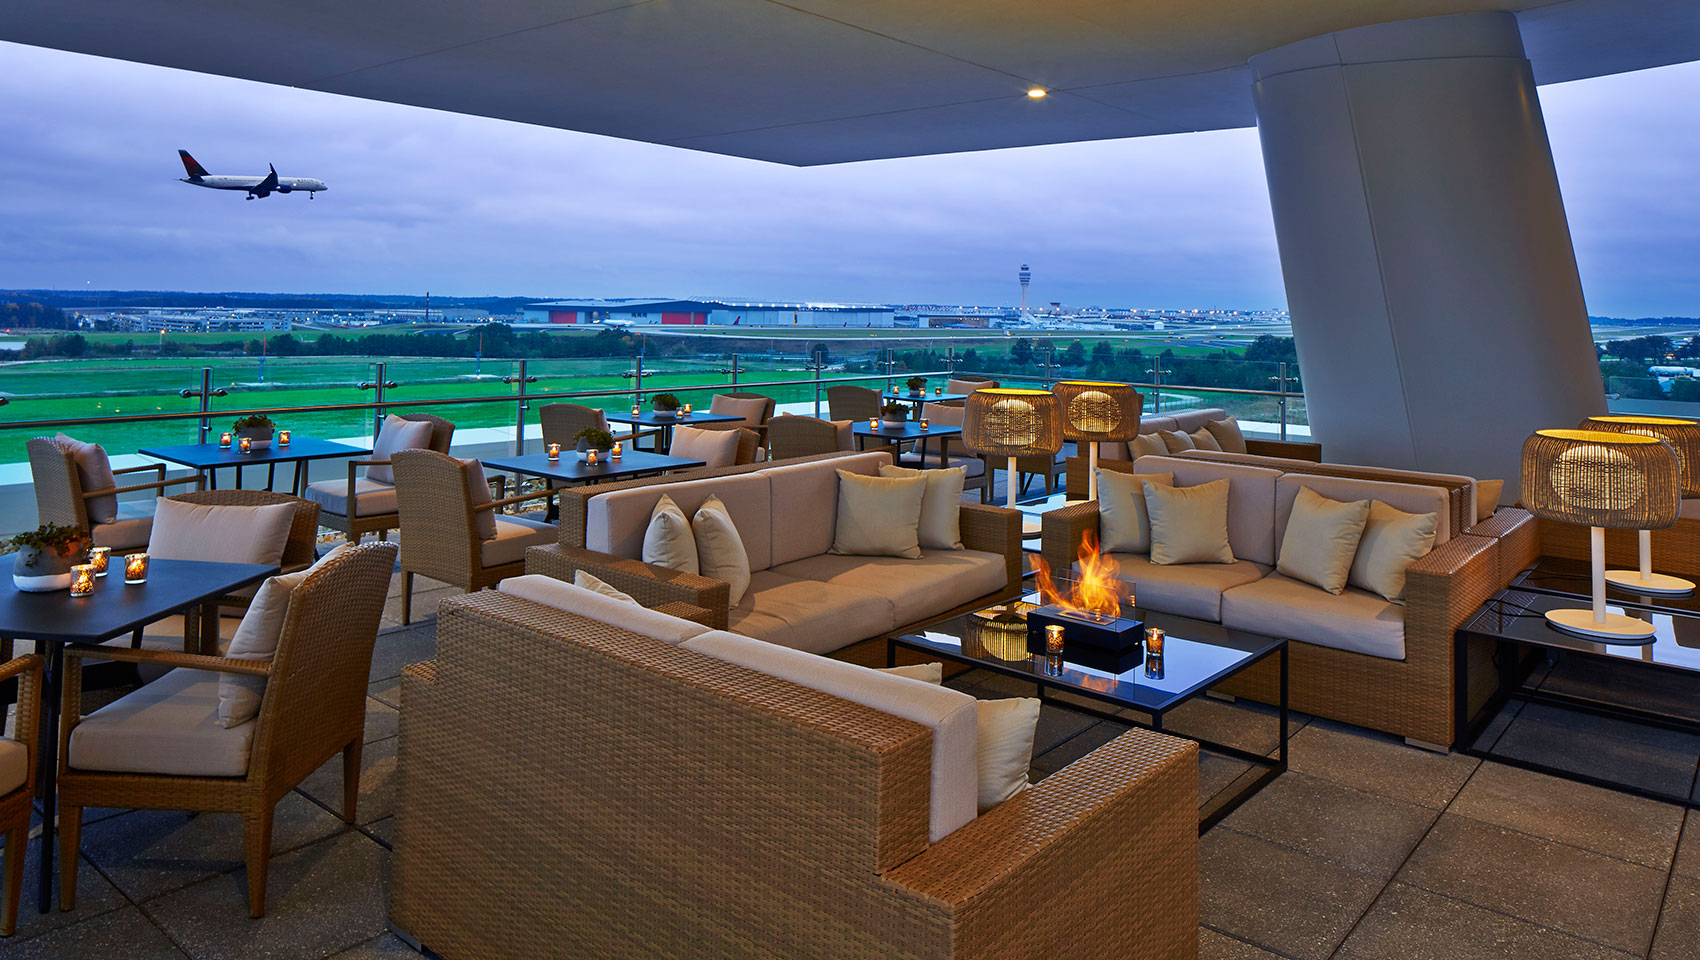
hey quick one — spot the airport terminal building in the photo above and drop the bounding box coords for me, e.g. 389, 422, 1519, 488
521, 298, 895, 328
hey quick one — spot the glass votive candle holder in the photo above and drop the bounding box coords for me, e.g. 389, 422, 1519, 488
586, 448, 599, 466
1145, 657, 1165, 680
124, 553, 149, 584
238, 436, 253, 454
1045, 624, 1065, 656
69, 564, 95, 597
1044, 654, 1064, 678
682, 403, 692, 417
631, 404, 641, 418
935, 386, 943, 395
918, 418, 930, 431
89, 546, 111, 577
611, 442, 622, 459
1145, 627, 1165, 657
867, 417, 879, 430
278, 429, 291, 446
547, 442, 560, 461
219, 431, 232, 448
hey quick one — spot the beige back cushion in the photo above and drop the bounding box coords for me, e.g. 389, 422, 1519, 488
670, 424, 741, 468
948, 378, 996, 395
1167, 408, 1228, 433
1274, 473, 1453, 547
366, 416, 434, 484
148, 499, 296, 567
1132, 456, 1281, 565
709, 394, 769, 426
54, 434, 118, 524
498, 574, 711, 645
1476, 479, 1505, 521
588, 474, 774, 571
831, 470, 927, 559
763, 452, 889, 565
1144, 479, 1235, 565
1203, 416, 1248, 454
1139, 415, 1180, 434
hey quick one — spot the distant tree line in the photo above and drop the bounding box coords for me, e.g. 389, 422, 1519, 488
846, 334, 1303, 392
0, 302, 74, 330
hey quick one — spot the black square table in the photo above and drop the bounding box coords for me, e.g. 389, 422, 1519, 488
853, 421, 964, 468
602, 411, 744, 453
481, 451, 708, 520
0, 559, 277, 911
888, 591, 1288, 831
881, 391, 969, 417
139, 438, 372, 496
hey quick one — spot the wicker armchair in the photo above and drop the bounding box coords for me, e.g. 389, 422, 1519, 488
0, 655, 40, 936
164, 490, 322, 655
26, 437, 202, 552
312, 413, 454, 545
827, 385, 881, 422
710, 392, 776, 444
390, 449, 559, 624
539, 402, 654, 449
55, 542, 397, 918
767, 415, 847, 460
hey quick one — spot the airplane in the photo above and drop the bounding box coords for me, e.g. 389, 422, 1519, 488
177, 150, 327, 200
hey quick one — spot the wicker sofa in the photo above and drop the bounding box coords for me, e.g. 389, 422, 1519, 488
1043, 455, 1528, 747
1063, 407, 1321, 498
392, 588, 1199, 960
527, 451, 1022, 665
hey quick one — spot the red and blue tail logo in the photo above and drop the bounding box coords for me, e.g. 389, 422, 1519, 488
178, 150, 210, 178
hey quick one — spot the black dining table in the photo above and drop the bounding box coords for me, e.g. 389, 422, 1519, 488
602, 411, 744, 453
853, 421, 965, 467
138, 438, 372, 496
881, 390, 968, 418
0, 559, 277, 912
481, 450, 708, 521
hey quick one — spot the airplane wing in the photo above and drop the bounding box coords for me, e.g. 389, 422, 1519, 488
249, 164, 279, 198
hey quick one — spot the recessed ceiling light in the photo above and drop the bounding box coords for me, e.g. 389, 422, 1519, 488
1027, 88, 1047, 99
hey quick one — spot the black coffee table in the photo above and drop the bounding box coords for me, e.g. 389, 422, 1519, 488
140, 438, 372, 495
888, 591, 1287, 831
0, 559, 277, 912
853, 421, 964, 468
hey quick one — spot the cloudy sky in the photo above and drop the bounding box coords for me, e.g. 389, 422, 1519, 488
0, 40, 1696, 315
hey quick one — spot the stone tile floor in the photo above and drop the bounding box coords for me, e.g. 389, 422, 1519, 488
7, 571, 1698, 959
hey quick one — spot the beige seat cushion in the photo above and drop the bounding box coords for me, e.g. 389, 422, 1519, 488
69, 668, 254, 777
92, 500, 155, 550
771, 549, 1007, 628
1276, 487, 1371, 595
680, 629, 979, 842
0, 739, 26, 796
498, 574, 710, 645
1222, 573, 1406, 660
1100, 553, 1269, 621
1145, 478, 1235, 565
305, 477, 397, 518
1203, 416, 1248, 454
480, 515, 557, 567
670, 425, 740, 468
725, 570, 896, 654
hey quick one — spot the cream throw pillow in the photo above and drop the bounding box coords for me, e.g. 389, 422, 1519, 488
1097, 470, 1173, 554
877, 662, 944, 683
1349, 501, 1438, 602
1157, 429, 1195, 454
1190, 427, 1222, 452
641, 495, 699, 574
573, 569, 638, 605
692, 495, 751, 605
831, 470, 926, 559
880, 464, 965, 550
55, 434, 119, 524
670, 425, 740, 468
460, 458, 498, 541
1476, 479, 1505, 522
220, 542, 354, 728
1145, 479, 1235, 565
1130, 433, 1168, 460
871, 664, 1040, 814
1277, 487, 1371, 595
366, 415, 433, 484
148, 499, 296, 568
1204, 416, 1248, 454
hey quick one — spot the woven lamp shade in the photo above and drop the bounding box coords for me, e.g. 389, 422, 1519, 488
963, 389, 1063, 458
1520, 429, 1680, 531
1580, 415, 1700, 498
1052, 381, 1143, 442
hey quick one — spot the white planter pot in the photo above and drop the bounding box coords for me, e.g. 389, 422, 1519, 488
13, 571, 72, 592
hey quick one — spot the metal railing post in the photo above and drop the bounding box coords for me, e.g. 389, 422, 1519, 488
633, 353, 644, 406
884, 347, 894, 394
1273, 361, 1289, 441
946, 346, 956, 376
358, 362, 397, 440
178, 367, 227, 444
813, 356, 824, 417
503, 360, 537, 455
1046, 342, 1056, 386
1147, 357, 1162, 413
730, 353, 740, 388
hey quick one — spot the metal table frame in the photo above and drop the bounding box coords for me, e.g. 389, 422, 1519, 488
138, 439, 373, 496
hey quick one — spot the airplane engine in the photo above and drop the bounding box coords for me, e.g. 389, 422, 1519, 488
277, 186, 292, 193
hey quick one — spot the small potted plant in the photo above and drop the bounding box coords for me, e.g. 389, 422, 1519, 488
574, 427, 615, 462
233, 414, 275, 449
905, 376, 927, 395
651, 393, 681, 420
880, 401, 910, 428
9, 523, 86, 592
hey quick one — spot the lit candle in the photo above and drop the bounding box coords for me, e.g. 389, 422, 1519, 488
89, 546, 110, 577
631, 404, 641, 418
682, 403, 692, 417
124, 553, 149, 584
867, 417, 879, 430
219, 432, 232, 448
611, 442, 623, 459
278, 429, 291, 446
919, 418, 930, 431
1045, 624, 1065, 655
69, 563, 95, 597
586, 448, 599, 466
547, 442, 560, 461
1145, 627, 1165, 658
239, 436, 253, 454
935, 387, 943, 395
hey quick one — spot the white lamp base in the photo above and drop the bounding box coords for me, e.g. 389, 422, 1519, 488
1603, 569, 1696, 596
1544, 607, 1657, 643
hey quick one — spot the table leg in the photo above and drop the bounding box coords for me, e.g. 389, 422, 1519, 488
1278, 644, 1289, 769
266, 462, 277, 492
35, 641, 61, 913
918, 436, 930, 468
292, 460, 305, 497
236, 464, 243, 489
207, 466, 217, 490
199, 601, 219, 656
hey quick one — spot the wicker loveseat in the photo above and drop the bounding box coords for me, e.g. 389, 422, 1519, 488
392, 589, 1199, 960
1043, 455, 1529, 747
1063, 407, 1321, 498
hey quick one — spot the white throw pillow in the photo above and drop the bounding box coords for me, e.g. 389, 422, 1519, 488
1276, 486, 1371, 595
1144, 479, 1235, 565
977, 697, 1041, 812
366, 416, 434, 484
877, 662, 944, 683
574, 569, 638, 605
148, 498, 296, 567
641, 495, 699, 574
880, 464, 966, 550
55, 433, 119, 524
670, 425, 740, 468
461, 458, 498, 541
830, 470, 927, 559
1096, 470, 1173, 554
219, 543, 354, 727
1349, 500, 1439, 603
692, 495, 751, 605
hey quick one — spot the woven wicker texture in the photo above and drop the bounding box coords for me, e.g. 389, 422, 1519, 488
56, 542, 396, 917
539, 403, 609, 445
1521, 429, 1680, 530
963, 390, 1062, 459
1051, 381, 1142, 442
0, 656, 41, 935
767, 415, 842, 460
166, 490, 323, 652
27, 436, 200, 541
319, 413, 456, 543
393, 590, 1197, 960
1580, 415, 1700, 498
1539, 513, 1700, 578
827, 385, 882, 422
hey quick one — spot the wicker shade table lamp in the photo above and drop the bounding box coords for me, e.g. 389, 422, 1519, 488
1521, 429, 1681, 642
965, 388, 1063, 537
1052, 380, 1143, 501
1579, 414, 1700, 594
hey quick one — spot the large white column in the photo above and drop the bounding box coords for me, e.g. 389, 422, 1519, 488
1251, 11, 1605, 488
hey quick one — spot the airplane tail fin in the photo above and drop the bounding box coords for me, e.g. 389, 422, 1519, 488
178, 150, 210, 178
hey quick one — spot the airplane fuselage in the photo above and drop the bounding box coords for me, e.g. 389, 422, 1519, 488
181, 175, 326, 194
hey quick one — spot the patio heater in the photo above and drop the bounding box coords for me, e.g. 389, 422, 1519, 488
1052, 380, 1142, 502
1578, 415, 1700, 594
965, 388, 1062, 538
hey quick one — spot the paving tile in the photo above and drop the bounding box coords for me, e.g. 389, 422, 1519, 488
362, 696, 399, 744
0, 905, 189, 960
75, 794, 349, 904
1492, 703, 1700, 801
1463, 699, 1523, 752
327, 933, 424, 959
1031, 720, 1126, 775
1677, 817, 1700, 879
382, 586, 460, 626
1030, 704, 1096, 757
1157, 695, 1291, 757
1395, 814, 1665, 954
297, 737, 397, 826
1335, 882, 1636, 960
144, 832, 390, 960
1198, 751, 1254, 807
367, 624, 436, 683
1287, 719, 1477, 808
1198, 927, 1283, 959
1222, 772, 1437, 877
1200, 828, 1382, 960
367, 676, 402, 710
1449, 762, 1684, 870
1650, 875, 1700, 960
362, 817, 394, 848
4, 842, 128, 943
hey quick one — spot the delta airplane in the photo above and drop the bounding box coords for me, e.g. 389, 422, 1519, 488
177, 150, 326, 200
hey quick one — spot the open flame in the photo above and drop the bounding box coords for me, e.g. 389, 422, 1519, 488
1030, 530, 1124, 623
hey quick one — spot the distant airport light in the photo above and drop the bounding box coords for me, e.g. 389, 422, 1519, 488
1026, 88, 1047, 99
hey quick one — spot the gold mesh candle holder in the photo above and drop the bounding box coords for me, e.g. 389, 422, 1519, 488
1053, 381, 1143, 501
1520, 429, 1680, 640
964, 388, 1062, 534
1578, 415, 1700, 594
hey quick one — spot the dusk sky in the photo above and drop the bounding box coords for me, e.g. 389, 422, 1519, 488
1, 40, 1696, 316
